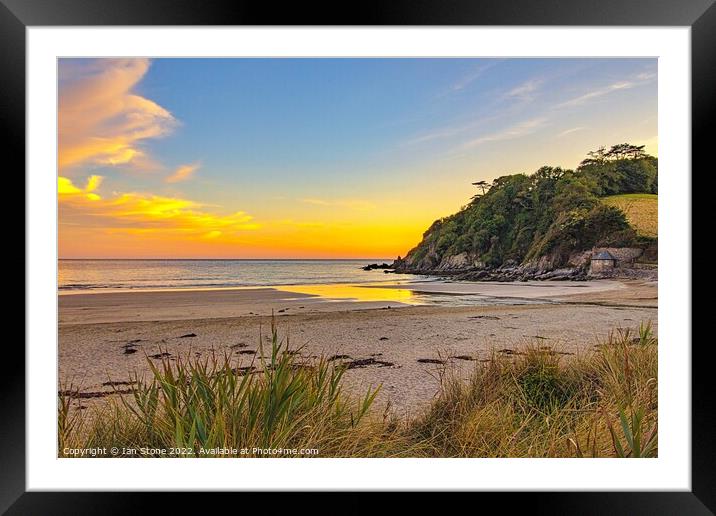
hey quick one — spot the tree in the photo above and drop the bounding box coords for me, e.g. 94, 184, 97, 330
533, 166, 566, 182
605, 143, 647, 160
471, 180, 490, 196
615, 159, 657, 193
579, 146, 607, 168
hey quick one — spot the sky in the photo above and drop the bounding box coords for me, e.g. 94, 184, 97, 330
58, 58, 657, 259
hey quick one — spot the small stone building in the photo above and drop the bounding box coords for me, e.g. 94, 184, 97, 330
589, 250, 617, 274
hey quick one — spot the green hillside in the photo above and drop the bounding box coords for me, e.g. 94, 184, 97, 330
602, 194, 658, 238
396, 144, 657, 272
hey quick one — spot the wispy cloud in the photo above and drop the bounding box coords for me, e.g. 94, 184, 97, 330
462, 117, 548, 149
59, 58, 178, 171
166, 162, 201, 183
402, 112, 504, 147
556, 126, 585, 137
450, 70, 483, 93
444, 61, 502, 94
503, 78, 543, 101
557, 71, 656, 109
406, 76, 542, 148
403, 124, 472, 147
300, 198, 376, 211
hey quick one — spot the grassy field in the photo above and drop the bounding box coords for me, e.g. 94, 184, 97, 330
59, 322, 658, 458
603, 193, 658, 238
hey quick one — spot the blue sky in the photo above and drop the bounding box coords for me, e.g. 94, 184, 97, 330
58, 58, 657, 258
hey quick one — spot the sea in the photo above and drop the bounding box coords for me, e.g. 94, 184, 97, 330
58, 259, 411, 293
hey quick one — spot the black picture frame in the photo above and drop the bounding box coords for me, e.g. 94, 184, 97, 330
3, 0, 709, 513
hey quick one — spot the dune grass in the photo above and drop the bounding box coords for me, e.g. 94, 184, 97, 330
59, 321, 657, 458
408, 322, 657, 457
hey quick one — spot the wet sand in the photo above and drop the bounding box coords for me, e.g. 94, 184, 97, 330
58, 279, 657, 415
58, 279, 630, 325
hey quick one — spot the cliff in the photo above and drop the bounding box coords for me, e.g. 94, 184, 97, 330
392, 144, 658, 280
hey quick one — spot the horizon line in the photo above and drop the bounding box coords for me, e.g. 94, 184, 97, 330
58, 257, 396, 261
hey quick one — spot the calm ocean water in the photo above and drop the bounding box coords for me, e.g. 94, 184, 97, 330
58, 259, 406, 292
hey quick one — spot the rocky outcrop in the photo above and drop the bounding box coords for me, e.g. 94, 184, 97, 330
391, 246, 648, 282
361, 262, 393, 271
434, 252, 486, 271
452, 265, 587, 282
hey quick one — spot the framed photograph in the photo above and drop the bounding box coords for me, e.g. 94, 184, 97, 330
5, 0, 710, 512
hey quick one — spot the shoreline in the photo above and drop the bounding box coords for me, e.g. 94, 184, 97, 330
57, 277, 421, 296
58, 278, 637, 326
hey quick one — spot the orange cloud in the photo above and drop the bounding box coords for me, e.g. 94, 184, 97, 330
57, 175, 103, 201
59, 176, 258, 241
165, 163, 201, 183
58, 59, 177, 171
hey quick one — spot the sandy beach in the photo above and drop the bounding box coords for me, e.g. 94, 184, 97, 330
58, 279, 657, 415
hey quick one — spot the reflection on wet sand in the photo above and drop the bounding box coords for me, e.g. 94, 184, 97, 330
278, 283, 420, 304
277, 279, 627, 306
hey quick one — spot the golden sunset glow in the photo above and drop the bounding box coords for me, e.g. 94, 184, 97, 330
59, 58, 657, 258
58, 176, 431, 257
279, 283, 419, 304
60, 177, 260, 244
58, 173, 430, 258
